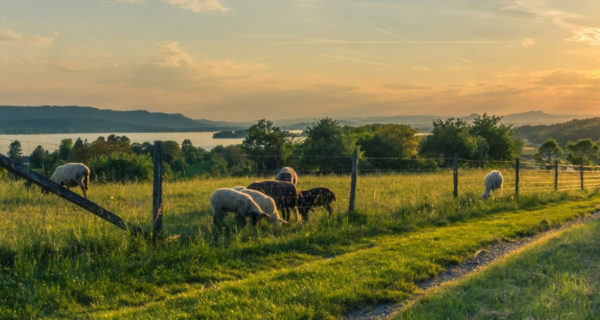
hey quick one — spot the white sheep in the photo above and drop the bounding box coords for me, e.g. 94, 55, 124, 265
49, 163, 90, 198
276, 166, 298, 186
210, 188, 281, 228
482, 170, 503, 199
232, 187, 287, 225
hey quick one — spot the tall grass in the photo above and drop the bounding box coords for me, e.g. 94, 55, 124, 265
0, 169, 596, 318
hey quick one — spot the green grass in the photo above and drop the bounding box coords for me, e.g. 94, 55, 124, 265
397, 217, 600, 320
0, 170, 598, 319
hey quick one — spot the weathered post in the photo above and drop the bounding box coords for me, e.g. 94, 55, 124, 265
580, 163, 584, 190
554, 160, 559, 191
152, 141, 163, 237
348, 149, 358, 212
515, 158, 520, 197
453, 153, 458, 198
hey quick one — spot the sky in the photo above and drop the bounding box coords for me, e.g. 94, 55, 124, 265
1, 0, 600, 121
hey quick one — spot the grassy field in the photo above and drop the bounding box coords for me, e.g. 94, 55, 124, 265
397, 217, 600, 319
0, 169, 598, 319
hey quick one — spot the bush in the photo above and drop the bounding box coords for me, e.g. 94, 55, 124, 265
89, 153, 152, 182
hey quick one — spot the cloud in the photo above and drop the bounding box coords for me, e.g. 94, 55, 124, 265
0, 29, 53, 45
45, 60, 91, 72
535, 70, 600, 86
131, 41, 266, 89
321, 54, 388, 67
162, 0, 229, 13
521, 38, 535, 47
507, 0, 600, 46
375, 27, 402, 39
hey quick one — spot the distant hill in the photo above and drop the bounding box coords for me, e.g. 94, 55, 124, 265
0, 105, 591, 134
515, 117, 600, 146
0, 105, 246, 133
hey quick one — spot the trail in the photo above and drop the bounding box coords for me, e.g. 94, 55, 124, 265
344, 211, 600, 320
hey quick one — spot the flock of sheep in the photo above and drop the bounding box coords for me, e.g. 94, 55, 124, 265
31, 163, 504, 229
211, 167, 337, 228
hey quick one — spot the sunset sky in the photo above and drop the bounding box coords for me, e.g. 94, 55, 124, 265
1, 0, 600, 121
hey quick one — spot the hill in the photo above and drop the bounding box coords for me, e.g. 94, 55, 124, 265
515, 116, 600, 145
0, 105, 247, 133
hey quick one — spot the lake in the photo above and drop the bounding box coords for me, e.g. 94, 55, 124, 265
0, 132, 244, 155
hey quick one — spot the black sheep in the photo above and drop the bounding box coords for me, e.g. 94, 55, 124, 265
247, 180, 302, 222
298, 187, 336, 220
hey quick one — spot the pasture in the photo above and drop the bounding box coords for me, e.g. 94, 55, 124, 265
0, 169, 598, 319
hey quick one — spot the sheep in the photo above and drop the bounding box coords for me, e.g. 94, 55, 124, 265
232, 187, 287, 225
275, 167, 298, 186
210, 188, 271, 228
482, 170, 503, 199
298, 187, 336, 220
48, 163, 90, 198
247, 180, 302, 222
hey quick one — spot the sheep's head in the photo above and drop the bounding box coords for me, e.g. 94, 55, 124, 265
267, 213, 288, 226
250, 209, 269, 225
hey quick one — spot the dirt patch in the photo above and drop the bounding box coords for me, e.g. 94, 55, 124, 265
343, 211, 600, 320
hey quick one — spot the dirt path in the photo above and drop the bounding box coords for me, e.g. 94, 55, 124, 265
343, 211, 600, 320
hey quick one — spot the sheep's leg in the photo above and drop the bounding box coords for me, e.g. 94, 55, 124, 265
326, 204, 333, 216
293, 207, 302, 222
76, 179, 87, 198
235, 215, 247, 228
212, 207, 225, 227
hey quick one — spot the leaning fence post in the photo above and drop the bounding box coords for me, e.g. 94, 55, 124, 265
348, 149, 358, 212
453, 153, 458, 198
152, 141, 163, 237
515, 158, 520, 197
554, 160, 558, 191
580, 163, 584, 191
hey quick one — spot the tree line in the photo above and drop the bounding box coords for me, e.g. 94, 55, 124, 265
4, 113, 598, 182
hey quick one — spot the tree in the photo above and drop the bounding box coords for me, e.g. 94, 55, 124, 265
357, 124, 419, 169
566, 138, 599, 165
8, 140, 23, 161
470, 113, 520, 161
534, 139, 563, 168
58, 139, 73, 160
419, 118, 478, 164
242, 119, 288, 171
300, 118, 355, 172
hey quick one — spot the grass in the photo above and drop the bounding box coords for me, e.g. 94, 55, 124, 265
397, 217, 600, 319
0, 169, 598, 319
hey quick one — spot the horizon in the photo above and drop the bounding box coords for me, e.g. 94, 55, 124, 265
2, 1, 600, 121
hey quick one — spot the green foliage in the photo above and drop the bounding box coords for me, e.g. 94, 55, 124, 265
566, 138, 599, 165
419, 118, 478, 162
7, 140, 22, 161
534, 138, 563, 168
88, 153, 153, 182
242, 119, 289, 171
515, 116, 600, 146
357, 124, 421, 169
301, 118, 356, 172
420, 115, 522, 164
58, 138, 73, 161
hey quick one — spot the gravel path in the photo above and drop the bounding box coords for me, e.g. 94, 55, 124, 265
343, 211, 600, 320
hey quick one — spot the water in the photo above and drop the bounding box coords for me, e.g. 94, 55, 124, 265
0, 132, 244, 155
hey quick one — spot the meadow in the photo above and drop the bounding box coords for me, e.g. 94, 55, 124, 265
0, 168, 599, 319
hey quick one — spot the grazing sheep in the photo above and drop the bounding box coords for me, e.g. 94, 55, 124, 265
247, 180, 302, 222
233, 187, 287, 225
276, 167, 298, 186
299, 187, 336, 220
49, 163, 90, 198
210, 188, 270, 228
482, 170, 503, 199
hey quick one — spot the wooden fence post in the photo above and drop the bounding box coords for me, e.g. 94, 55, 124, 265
152, 141, 163, 237
554, 160, 558, 191
453, 154, 458, 198
580, 163, 584, 190
515, 158, 520, 197
0, 153, 142, 234
348, 149, 358, 212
